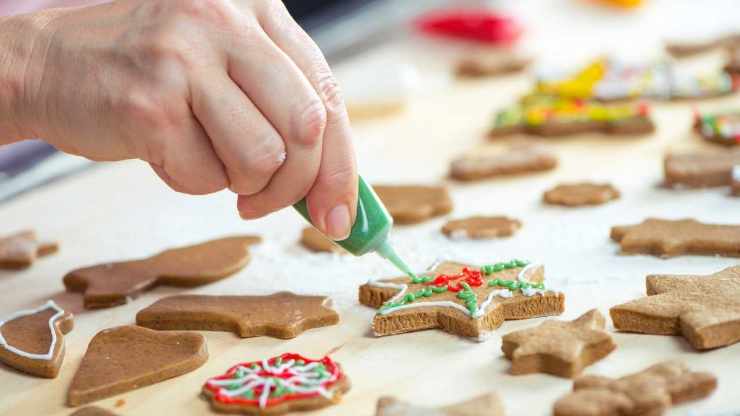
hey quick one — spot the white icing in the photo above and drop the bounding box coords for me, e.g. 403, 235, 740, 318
732, 165, 740, 182
370, 262, 547, 318
0, 300, 65, 361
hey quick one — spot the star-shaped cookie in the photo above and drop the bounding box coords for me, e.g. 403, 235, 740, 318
136, 292, 339, 339
0, 230, 58, 269
610, 265, 740, 350
553, 361, 717, 416
501, 309, 615, 378
442, 216, 522, 239
359, 260, 565, 340
64, 236, 261, 309
376, 393, 504, 416
610, 218, 740, 257
374, 185, 453, 224
543, 183, 620, 207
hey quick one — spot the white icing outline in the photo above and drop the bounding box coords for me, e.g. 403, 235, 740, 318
0, 300, 65, 361
371, 262, 547, 318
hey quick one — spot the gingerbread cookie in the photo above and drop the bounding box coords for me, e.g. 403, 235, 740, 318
610, 265, 740, 350
137, 292, 339, 339
442, 216, 521, 239
732, 165, 740, 196
553, 361, 717, 416
202, 353, 350, 415
456, 51, 530, 78
501, 309, 615, 378
68, 325, 207, 406
489, 96, 654, 138
0, 300, 73, 378
359, 260, 564, 340
69, 407, 119, 416
694, 110, 740, 146
374, 185, 453, 225
376, 393, 504, 416
667, 33, 740, 58
299, 227, 344, 254
0, 230, 58, 269
664, 150, 740, 188
725, 48, 740, 76
64, 235, 261, 309
543, 182, 620, 207
450, 142, 558, 181
611, 218, 740, 257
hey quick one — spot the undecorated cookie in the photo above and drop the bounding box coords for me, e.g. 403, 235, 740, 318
299, 227, 344, 253
694, 110, 740, 146
610, 265, 740, 350
0, 230, 58, 269
501, 309, 615, 378
456, 50, 530, 78
0, 300, 73, 378
664, 150, 740, 188
543, 182, 620, 206
726, 48, 740, 76
374, 185, 453, 224
69, 407, 119, 416
202, 353, 350, 415
666, 33, 740, 58
136, 292, 339, 339
610, 218, 740, 257
442, 216, 522, 239
67, 325, 208, 406
376, 393, 504, 416
450, 142, 557, 181
64, 235, 261, 309
359, 260, 564, 340
553, 361, 717, 416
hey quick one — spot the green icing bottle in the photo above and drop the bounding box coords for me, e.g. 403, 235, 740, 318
293, 177, 415, 277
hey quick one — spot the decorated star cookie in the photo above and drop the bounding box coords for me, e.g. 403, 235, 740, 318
67, 325, 207, 406
456, 51, 530, 79
489, 96, 654, 139
610, 266, 740, 350
694, 110, 740, 146
733, 166, 740, 196
374, 185, 453, 225
553, 361, 717, 416
299, 227, 345, 254
501, 309, 615, 378
442, 216, 521, 239
0, 230, 58, 270
202, 353, 350, 415
69, 407, 119, 416
0, 300, 73, 378
64, 235, 261, 309
450, 142, 558, 181
664, 150, 740, 188
359, 260, 565, 339
543, 182, 620, 207
611, 218, 740, 257
136, 292, 339, 339
376, 393, 504, 416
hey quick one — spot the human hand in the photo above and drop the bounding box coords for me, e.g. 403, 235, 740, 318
1, 0, 357, 239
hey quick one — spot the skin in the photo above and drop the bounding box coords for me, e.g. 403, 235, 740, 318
0, 0, 358, 239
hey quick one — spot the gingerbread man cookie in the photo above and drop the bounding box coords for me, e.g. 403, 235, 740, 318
376, 393, 504, 416
359, 260, 564, 340
501, 309, 615, 378
611, 218, 740, 257
450, 142, 558, 181
543, 182, 620, 207
374, 185, 453, 225
0, 230, 58, 269
67, 325, 208, 406
299, 227, 345, 254
694, 110, 740, 146
553, 361, 717, 416
0, 300, 73, 378
664, 150, 740, 188
137, 292, 339, 339
64, 235, 261, 309
442, 216, 522, 239
202, 353, 350, 415
611, 265, 740, 350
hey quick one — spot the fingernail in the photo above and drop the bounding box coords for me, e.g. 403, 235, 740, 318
325, 204, 351, 240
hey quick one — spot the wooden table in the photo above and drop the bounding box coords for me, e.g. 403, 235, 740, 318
2, 1, 740, 415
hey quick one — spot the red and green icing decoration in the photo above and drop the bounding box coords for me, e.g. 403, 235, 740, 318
380, 259, 545, 315
695, 110, 740, 145
203, 353, 344, 409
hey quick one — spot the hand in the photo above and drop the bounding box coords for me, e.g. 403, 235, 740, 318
0, 0, 357, 239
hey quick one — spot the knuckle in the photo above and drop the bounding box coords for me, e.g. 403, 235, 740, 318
174, 0, 231, 24
296, 97, 326, 146
234, 132, 285, 177
318, 164, 355, 191
316, 72, 345, 114
118, 89, 176, 130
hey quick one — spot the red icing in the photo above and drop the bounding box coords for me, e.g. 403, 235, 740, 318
427, 267, 483, 292
414, 9, 522, 45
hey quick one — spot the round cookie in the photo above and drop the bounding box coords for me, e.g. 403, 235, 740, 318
442, 216, 522, 239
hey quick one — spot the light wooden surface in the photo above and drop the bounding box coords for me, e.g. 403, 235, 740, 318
3, 1, 740, 415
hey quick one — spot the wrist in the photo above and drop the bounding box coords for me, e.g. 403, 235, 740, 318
0, 10, 62, 143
